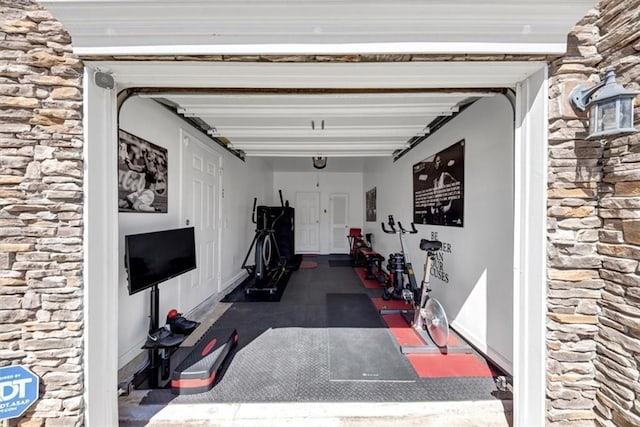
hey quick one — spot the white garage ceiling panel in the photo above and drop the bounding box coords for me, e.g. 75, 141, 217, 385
142, 92, 490, 157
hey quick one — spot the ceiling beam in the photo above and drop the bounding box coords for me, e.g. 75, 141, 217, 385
215, 127, 427, 138
180, 106, 457, 117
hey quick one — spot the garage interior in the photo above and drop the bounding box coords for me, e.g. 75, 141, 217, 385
78, 59, 551, 427
112, 79, 519, 422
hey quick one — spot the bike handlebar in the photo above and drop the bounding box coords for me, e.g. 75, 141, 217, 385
381, 214, 417, 234
381, 215, 396, 233
398, 222, 418, 234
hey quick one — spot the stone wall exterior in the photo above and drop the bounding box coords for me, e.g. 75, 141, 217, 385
592, 1, 640, 426
547, 0, 640, 425
0, 1, 85, 426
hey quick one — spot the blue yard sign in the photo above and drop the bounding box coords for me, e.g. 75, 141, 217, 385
0, 365, 39, 420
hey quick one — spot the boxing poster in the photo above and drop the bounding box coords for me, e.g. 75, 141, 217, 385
366, 187, 377, 222
413, 139, 465, 227
118, 130, 168, 213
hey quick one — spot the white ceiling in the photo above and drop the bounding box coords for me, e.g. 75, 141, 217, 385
107, 60, 544, 163
141, 91, 492, 157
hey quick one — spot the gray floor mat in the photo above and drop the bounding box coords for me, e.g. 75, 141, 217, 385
139, 256, 508, 404
327, 293, 416, 381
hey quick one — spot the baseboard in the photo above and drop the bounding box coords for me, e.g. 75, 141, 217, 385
451, 321, 513, 376
221, 270, 249, 295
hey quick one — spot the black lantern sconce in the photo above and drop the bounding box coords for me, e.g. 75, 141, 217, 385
570, 67, 638, 140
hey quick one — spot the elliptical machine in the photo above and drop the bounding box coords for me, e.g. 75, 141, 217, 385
241, 191, 289, 295
381, 215, 450, 349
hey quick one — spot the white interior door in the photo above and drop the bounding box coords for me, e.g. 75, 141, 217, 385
330, 193, 349, 254
295, 192, 320, 253
179, 130, 222, 312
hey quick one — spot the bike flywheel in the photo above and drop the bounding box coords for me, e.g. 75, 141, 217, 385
423, 298, 450, 348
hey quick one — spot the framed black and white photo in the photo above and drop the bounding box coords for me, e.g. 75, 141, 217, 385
413, 139, 465, 227
366, 187, 377, 222
118, 130, 168, 213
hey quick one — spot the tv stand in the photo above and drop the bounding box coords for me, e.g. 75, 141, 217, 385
143, 284, 185, 388
150, 284, 159, 330
133, 285, 238, 394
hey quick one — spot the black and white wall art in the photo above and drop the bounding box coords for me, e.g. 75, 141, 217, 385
366, 187, 377, 222
413, 139, 465, 227
118, 130, 168, 213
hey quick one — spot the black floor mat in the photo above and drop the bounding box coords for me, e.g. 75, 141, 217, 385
288, 254, 304, 270
327, 293, 416, 382
221, 270, 291, 303
328, 259, 353, 267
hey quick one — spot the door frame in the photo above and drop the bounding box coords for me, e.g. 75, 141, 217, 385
179, 129, 224, 297
84, 61, 548, 427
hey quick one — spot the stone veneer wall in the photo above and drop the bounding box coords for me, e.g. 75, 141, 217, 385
547, 0, 640, 425
0, 1, 85, 426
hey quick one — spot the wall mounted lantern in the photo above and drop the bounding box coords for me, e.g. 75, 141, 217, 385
312, 156, 327, 169
570, 67, 639, 140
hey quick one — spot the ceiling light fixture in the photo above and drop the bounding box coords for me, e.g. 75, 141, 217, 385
312, 156, 327, 169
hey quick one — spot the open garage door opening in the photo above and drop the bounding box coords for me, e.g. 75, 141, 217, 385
78, 60, 549, 426
110, 79, 524, 424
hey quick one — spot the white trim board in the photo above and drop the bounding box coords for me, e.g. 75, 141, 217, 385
40, 0, 594, 56
94, 61, 543, 90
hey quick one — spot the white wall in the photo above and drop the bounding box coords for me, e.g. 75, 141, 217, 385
274, 172, 364, 254
117, 97, 272, 368
363, 95, 515, 373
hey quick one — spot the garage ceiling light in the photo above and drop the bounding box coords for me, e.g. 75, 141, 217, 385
312, 156, 327, 169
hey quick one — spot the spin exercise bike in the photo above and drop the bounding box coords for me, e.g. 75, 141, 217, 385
381, 215, 450, 349
241, 191, 289, 295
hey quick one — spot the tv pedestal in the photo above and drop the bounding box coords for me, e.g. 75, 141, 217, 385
141, 284, 186, 389
136, 284, 238, 393
142, 334, 185, 389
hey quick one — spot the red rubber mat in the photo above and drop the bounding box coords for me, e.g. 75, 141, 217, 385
381, 314, 463, 347
406, 353, 497, 378
371, 297, 413, 311
354, 267, 383, 289
300, 261, 318, 269
382, 314, 496, 378
382, 314, 423, 346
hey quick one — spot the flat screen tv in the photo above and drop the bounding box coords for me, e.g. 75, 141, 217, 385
124, 227, 197, 295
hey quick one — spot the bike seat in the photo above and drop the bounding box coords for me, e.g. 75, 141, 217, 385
419, 239, 442, 252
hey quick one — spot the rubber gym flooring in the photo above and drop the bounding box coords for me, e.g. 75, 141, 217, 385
141, 255, 511, 405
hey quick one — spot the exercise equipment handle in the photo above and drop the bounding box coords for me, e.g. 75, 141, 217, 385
398, 222, 418, 234
381, 215, 397, 234
278, 189, 284, 207
251, 197, 257, 224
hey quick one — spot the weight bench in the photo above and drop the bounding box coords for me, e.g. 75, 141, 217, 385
348, 228, 370, 266
357, 247, 386, 281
